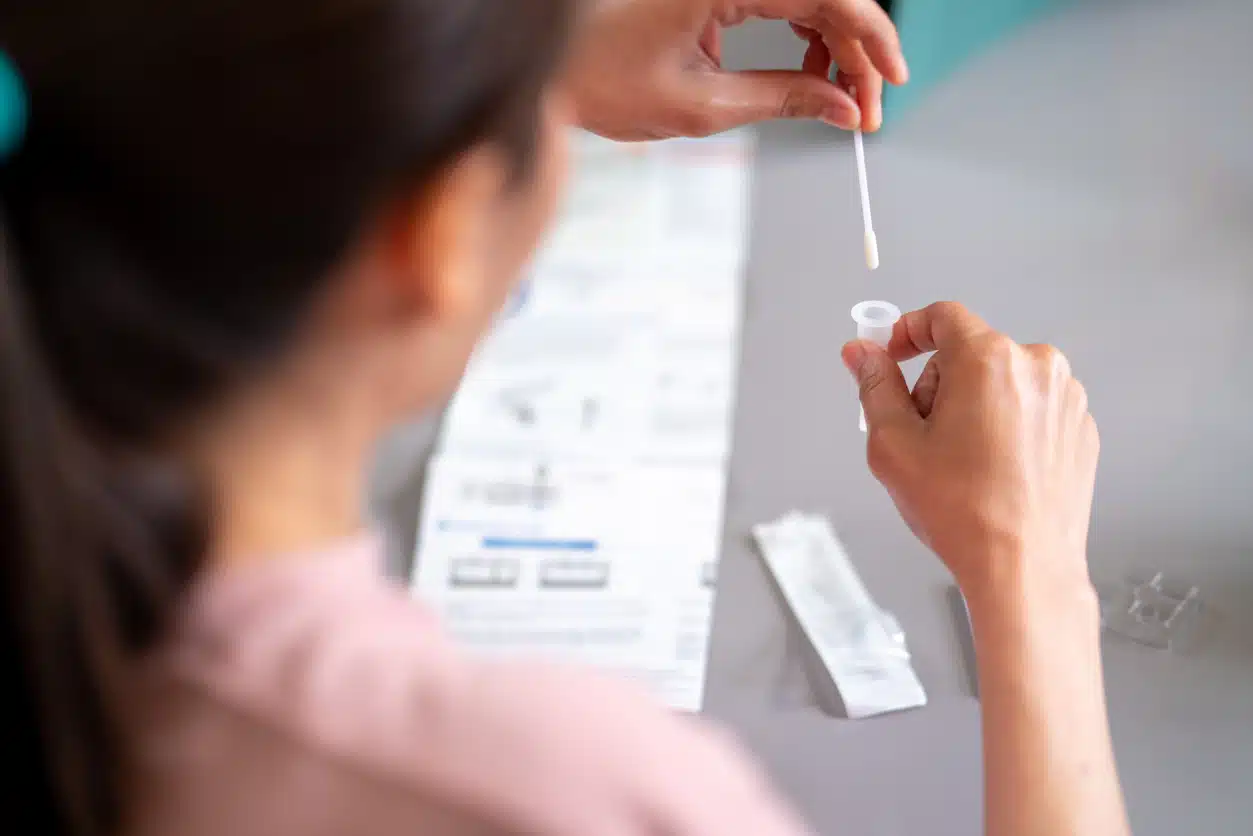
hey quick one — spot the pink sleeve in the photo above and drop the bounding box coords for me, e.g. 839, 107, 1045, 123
353, 636, 816, 832
416, 657, 815, 836
156, 552, 811, 836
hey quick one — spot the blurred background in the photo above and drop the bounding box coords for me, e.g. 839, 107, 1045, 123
378, 0, 1253, 833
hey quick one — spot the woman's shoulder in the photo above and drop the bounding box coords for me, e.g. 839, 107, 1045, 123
133, 535, 509, 833
133, 535, 804, 836
162, 534, 460, 745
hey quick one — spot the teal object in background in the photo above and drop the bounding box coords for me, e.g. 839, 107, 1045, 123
884, 0, 1068, 124
0, 52, 28, 160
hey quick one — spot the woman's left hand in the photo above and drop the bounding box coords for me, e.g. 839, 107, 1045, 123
567, 0, 908, 141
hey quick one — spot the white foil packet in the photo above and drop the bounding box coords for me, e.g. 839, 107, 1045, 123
752, 512, 927, 719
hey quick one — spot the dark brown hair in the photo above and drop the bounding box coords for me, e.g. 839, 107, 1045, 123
0, 2, 574, 834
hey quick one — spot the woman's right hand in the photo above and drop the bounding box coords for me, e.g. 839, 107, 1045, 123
844, 301, 1130, 836
841, 301, 1100, 603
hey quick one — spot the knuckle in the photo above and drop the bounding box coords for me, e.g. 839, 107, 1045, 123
1028, 343, 1071, 378
1022, 342, 1050, 361
972, 332, 1016, 372
986, 332, 1017, 356
929, 300, 967, 323
778, 88, 817, 120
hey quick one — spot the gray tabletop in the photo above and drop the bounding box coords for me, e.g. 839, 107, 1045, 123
374, 1, 1253, 833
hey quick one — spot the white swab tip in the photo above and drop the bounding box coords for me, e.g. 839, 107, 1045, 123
864, 230, 880, 270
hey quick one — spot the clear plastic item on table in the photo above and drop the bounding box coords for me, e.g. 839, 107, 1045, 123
850, 300, 902, 432
1098, 572, 1206, 652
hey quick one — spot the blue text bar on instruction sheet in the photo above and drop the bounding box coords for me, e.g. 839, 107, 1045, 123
481, 537, 599, 552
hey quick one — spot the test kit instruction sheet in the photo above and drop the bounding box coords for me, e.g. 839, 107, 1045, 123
411, 131, 753, 711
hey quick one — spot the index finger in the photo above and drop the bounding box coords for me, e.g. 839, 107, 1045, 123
885, 301, 993, 362
806, 0, 908, 86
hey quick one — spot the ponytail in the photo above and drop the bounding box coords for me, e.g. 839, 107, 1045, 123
0, 217, 207, 835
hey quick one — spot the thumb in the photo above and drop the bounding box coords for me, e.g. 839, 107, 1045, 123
700, 70, 861, 132
841, 341, 920, 432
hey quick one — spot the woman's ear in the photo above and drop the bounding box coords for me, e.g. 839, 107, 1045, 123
386, 146, 509, 324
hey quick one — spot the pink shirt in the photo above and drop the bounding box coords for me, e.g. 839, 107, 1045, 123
129, 536, 810, 836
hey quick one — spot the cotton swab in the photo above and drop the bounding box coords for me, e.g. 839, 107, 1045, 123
849, 87, 879, 271
853, 127, 878, 270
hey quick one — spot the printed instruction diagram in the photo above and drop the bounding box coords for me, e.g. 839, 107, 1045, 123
411, 130, 754, 711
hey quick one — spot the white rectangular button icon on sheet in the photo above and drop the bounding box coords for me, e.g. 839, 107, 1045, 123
753, 512, 927, 719
540, 560, 611, 589
449, 558, 520, 589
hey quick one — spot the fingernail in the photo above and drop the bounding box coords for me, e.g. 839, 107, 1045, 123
825, 106, 860, 131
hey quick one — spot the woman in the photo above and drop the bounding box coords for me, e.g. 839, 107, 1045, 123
0, 1, 1127, 834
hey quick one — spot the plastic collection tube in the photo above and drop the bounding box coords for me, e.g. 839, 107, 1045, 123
851, 300, 901, 432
